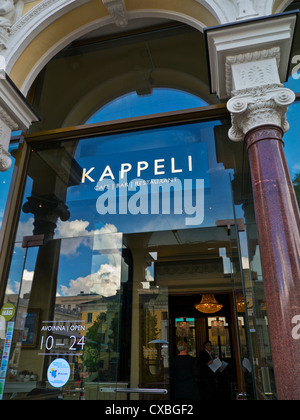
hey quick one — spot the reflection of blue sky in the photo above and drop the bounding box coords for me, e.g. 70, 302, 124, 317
5, 86, 300, 298
284, 103, 300, 178
284, 77, 300, 178
86, 88, 208, 123
13, 111, 237, 240
8, 228, 123, 298
64, 120, 235, 234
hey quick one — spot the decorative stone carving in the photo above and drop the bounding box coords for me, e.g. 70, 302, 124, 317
0, 0, 14, 26
197, 0, 274, 24
226, 47, 295, 141
102, 0, 128, 27
0, 143, 11, 171
205, 12, 297, 100
233, 0, 258, 20
225, 48, 281, 97
0, 109, 18, 171
0, 0, 15, 48
205, 12, 298, 142
227, 84, 295, 141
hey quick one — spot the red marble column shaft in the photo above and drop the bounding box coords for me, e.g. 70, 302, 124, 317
245, 125, 300, 400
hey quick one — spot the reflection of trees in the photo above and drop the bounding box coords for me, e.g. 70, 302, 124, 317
82, 303, 120, 379
82, 314, 103, 372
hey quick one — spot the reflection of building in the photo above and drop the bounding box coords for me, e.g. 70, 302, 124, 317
0, 0, 299, 401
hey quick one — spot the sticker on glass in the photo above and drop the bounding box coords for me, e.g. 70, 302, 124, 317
47, 358, 71, 388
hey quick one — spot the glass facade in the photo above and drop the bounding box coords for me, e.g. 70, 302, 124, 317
29, 24, 218, 133
0, 15, 299, 401
0, 115, 277, 400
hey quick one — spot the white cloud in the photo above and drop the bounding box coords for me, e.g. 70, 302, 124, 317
6, 269, 34, 295
22, 269, 34, 281
60, 263, 121, 297
14, 218, 123, 298
16, 217, 34, 241
56, 219, 120, 256
56, 220, 123, 297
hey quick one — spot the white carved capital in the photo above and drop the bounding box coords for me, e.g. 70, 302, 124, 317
227, 85, 295, 141
226, 46, 296, 141
205, 12, 298, 100
205, 12, 298, 141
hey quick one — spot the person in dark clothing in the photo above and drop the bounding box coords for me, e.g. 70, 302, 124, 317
196, 341, 232, 400
196, 341, 216, 400
170, 341, 200, 401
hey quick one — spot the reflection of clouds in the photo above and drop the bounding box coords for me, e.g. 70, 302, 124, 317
7, 269, 34, 295
141, 267, 154, 290
20, 270, 34, 298
56, 219, 90, 238
60, 263, 121, 297
6, 280, 20, 295
145, 267, 154, 282
56, 219, 122, 297
15, 217, 123, 298
56, 219, 119, 256
16, 217, 34, 241
56, 219, 118, 239
242, 257, 249, 269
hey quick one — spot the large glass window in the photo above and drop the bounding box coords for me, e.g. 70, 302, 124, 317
29, 23, 218, 133
16, 120, 238, 240
0, 117, 277, 400
86, 88, 207, 124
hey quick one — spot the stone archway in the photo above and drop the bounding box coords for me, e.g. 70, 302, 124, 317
5, 0, 218, 95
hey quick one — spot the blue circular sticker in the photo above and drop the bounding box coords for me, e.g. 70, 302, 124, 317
47, 358, 71, 388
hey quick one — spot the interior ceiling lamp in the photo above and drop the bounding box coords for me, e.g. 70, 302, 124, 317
194, 294, 223, 314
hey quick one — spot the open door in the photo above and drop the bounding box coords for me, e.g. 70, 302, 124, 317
127, 222, 257, 401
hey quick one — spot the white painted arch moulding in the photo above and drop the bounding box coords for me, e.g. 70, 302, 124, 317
17, 10, 211, 97
0, 0, 295, 170
3, 0, 296, 95
4, 1, 214, 96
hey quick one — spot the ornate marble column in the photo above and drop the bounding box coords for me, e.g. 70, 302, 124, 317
206, 12, 300, 399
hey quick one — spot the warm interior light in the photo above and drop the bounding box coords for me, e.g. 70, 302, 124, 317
236, 293, 245, 313
211, 317, 226, 337
194, 294, 223, 314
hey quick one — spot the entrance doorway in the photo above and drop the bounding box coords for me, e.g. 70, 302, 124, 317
127, 224, 256, 401
169, 294, 242, 400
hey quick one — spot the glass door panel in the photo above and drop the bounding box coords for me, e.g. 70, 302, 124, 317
1, 232, 128, 400
136, 253, 169, 400
228, 226, 256, 400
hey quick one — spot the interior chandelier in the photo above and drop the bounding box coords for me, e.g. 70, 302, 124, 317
194, 294, 223, 314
